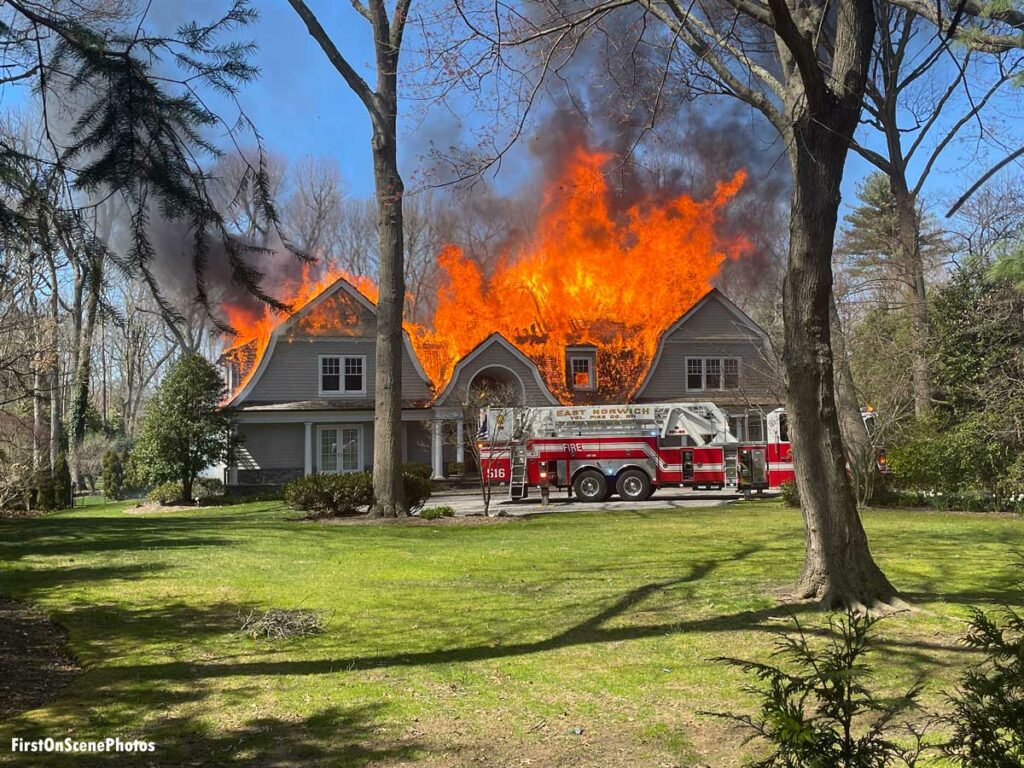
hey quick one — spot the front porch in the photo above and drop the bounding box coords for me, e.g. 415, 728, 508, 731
227, 405, 472, 484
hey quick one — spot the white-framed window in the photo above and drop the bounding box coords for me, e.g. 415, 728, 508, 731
570, 356, 595, 390
318, 426, 362, 473
319, 355, 366, 396
685, 357, 741, 391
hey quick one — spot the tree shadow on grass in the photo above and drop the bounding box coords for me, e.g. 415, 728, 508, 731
138, 704, 428, 768
0, 515, 232, 562
9, 703, 429, 767
0, 564, 170, 603
92, 541, 989, 688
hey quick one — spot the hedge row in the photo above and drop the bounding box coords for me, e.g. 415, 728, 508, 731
282, 470, 432, 518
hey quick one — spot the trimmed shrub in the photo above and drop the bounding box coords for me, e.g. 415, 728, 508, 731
148, 481, 186, 506
102, 450, 124, 500
779, 479, 800, 508
403, 462, 433, 480
282, 471, 431, 517
419, 505, 455, 520
121, 450, 146, 497
193, 477, 225, 499
282, 473, 374, 518
53, 453, 72, 509
402, 472, 432, 513
31, 469, 56, 512
446, 462, 465, 477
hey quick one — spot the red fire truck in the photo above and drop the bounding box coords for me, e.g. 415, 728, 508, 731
478, 403, 744, 502
756, 406, 889, 489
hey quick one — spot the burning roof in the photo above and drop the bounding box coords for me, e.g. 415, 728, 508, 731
220, 146, 752, 404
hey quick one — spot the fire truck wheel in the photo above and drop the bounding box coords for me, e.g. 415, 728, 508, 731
616, 469, 653, 501
573, 470, 609, 503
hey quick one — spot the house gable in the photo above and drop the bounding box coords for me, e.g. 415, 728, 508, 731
633, 288, 778, 403
434, 333, 559, 407
227, 278, 432, 407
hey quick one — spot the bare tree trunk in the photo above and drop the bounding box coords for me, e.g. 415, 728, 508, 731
892, 187, 931, 417
369, 73, 407, 518
46, 253, 62, 469
100, 316, 107, 431
29, 260, 43, 469
830, 297, 875, 507
68, 257, 102, 487
784, 110, 898, 609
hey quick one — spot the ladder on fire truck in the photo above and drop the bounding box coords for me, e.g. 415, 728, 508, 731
508, 445, 528, 500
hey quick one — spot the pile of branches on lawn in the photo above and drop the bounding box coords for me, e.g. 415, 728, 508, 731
237, 608, 328, 640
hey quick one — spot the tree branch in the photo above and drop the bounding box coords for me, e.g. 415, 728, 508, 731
887, 0, 1024, 52
764, 0, 827, 108
946, 144, 1024, 217
286, 0, 381, 122
350, 0, 372, 22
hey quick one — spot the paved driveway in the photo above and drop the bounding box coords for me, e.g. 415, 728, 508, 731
428, 487, 776, 516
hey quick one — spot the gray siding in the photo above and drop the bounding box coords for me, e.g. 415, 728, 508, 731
673, 296, 762, 339
236, 423, 305, 469
638, 339, 778, 403
438, 340, 554, 406
236, 419, 441, 480
405, 420, 432, 466
244, 337, 432, 403
637, 296, 780, 403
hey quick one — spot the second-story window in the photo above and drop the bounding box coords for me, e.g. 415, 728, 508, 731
570, 356, 595, 390
320, 355, 366, 395
686, 357, 741, 391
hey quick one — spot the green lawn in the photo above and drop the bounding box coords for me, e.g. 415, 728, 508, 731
1, 500, 1021, 767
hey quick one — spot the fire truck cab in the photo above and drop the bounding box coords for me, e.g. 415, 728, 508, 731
479, 403, 737, 502
761, 406, 889, 489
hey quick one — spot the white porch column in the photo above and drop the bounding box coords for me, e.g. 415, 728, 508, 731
431, 420, 445, 479
455, 420, 465, 465
304, 422, 313, 476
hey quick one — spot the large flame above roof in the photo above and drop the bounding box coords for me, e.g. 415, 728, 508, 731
409, 146, 750, 400
220, 146, 750, 403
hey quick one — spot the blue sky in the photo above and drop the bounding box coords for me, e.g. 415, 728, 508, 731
206, 2, 1023, 221
3, 1, 1021, 221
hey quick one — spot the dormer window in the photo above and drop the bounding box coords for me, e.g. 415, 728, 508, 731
570, 356, 595, 390
320, 354, 366, 396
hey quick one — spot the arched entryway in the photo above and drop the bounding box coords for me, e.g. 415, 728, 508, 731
467, 365, 526, 406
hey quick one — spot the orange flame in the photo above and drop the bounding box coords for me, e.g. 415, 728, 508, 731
221, 146, 750, 403
410, 146, 750, 399
221, 264, 380, 399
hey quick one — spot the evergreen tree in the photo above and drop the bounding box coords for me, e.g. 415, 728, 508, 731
134, 355, 229, 502
53, 452, 72, 509
102, 450, 124, 500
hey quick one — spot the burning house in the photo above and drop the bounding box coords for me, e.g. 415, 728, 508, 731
222, 279, 780, 484
220, 147, 783, 485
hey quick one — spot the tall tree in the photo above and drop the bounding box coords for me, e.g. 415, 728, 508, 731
467, 0, 1024, 607
286, 0, 413, 517
849, 7, 1023, 417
